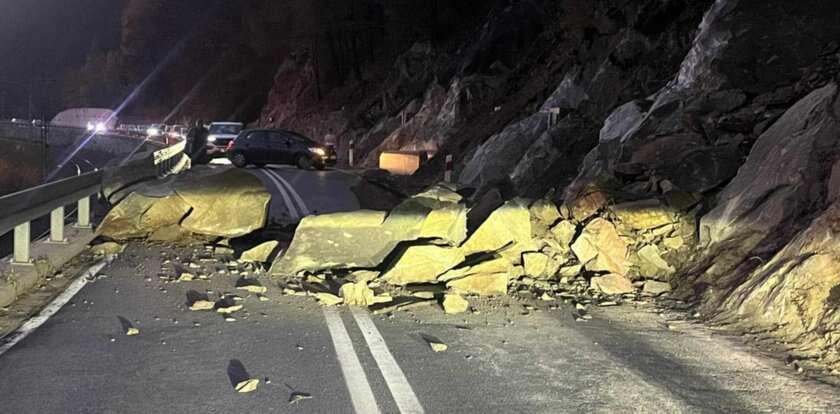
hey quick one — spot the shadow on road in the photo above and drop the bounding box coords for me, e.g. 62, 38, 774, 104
227, 359, 251, 388
116, 316, 134, 332
185, 289, 209, 306
575, 316, 757, 412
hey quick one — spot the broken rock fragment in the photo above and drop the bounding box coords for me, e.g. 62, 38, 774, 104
235, 379, 260, 393
590, 274, 634, 295
550, 220, 577, 248
522, 252, 561, 280
530, 199, 561, 237
571, 218, 629, 276
237, 285, 268, 294
637, 245, 676, 278
441, 293, 470, 315
382, 245, 465, 285
422, 334, 448, 352
642, 280, 672, 296
315, 293, 344, 306
288, 392, 313, 405
447, 273, 509, 296
216, 304, 244, 314
189, 300, 216, 311
339, 281, 376, 306
461, 200, 532, 259
417, 204, 468, 245
240, 241, 280, 263
90, 242, 125, 256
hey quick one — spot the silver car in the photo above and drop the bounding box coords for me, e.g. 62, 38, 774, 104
207, 122, 244, 157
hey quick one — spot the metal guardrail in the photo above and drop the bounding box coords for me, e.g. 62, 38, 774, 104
0, 139, 186, 265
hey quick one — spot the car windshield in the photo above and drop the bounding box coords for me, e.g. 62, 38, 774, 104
209, 124, 242, 134
286, 131, 315, 145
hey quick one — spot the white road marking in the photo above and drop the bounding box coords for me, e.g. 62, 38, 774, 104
323, 309, 383, 414
0, 257, 113, 357
257, 169, 301, 219
351, 308, 425, 414
265, 169, 311, 216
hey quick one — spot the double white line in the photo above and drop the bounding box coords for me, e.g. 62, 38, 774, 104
324, 308, 425, 414
260, 167, 423, 412
258, 168, 311, 220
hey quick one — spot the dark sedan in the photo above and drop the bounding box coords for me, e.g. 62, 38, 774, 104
226, 128, 337, 170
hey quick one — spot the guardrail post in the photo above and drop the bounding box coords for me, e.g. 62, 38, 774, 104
76, 196, 91, 229
49, 206, 66, 243
348, 139, 355, 168
444, 154, 453, 183
13, 222, 31, 264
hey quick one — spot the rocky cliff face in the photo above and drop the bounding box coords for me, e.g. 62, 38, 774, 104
550, 0, 840, 372
261, 0, 840, 373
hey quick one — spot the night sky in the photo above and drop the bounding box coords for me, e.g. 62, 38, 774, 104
0, 0, 124, 117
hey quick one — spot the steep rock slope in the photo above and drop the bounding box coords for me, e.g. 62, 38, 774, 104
554, 0, 840, 370
260, 0, 713, 184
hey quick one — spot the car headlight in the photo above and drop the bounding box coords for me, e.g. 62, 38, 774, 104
147, 127, 160, 136
208, 135, 217, 143
310, 147, 326, 156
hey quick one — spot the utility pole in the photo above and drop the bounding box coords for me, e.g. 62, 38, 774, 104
1, 90, 5, 119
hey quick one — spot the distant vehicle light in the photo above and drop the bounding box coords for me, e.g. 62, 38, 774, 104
147, 127, 161, 136
86, 121, 107, 133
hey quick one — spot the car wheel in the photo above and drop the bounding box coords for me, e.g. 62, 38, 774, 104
231, 153, 247, 168
296, 155, 313, 170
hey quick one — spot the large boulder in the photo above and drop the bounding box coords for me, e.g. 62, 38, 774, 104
636, 244, 675, 279
176, 169, 270, 238
460, 200, 533, 261
446, 273, 509, 296
571, 218, 629, 276
240, 241, 280, 263
522, 252, 562, 280
417, 204, 468, 245
98, 193, 190, 240
590, 274, 634, 295
270, 210, 389, 275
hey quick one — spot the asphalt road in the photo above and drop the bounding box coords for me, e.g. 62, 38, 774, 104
243, 164, 361, 224
1, 167, 839, 413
